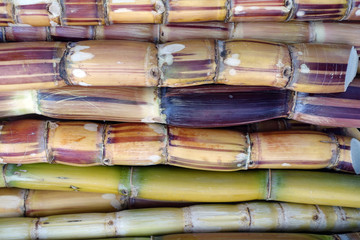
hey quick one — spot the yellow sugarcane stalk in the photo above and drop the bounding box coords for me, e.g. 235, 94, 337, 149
0, 119, 358, 173
0, 188, 126, 217
1, 164, 360, 208
1, 202, 360, 239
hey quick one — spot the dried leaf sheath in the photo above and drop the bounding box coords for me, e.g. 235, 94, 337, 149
1, 164, 360, 208
0, 119, 358, 173
1, 82, 360, 128
1, 202, 360, 239
1, 0, 359, 26
0, 39, 357, 93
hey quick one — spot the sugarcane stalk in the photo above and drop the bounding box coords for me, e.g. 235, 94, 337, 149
84, 232, 360, 240
0, 188, 195, 217
1, 201, 360, 239
0, 119, 358, 173
0, 39, 358, 93
0, 0, 359, 27
1, 22, 359, 45
2, 78, 360, 128
1, 164, 360, 208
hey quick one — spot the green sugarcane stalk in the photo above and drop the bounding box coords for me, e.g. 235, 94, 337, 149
1, 164, 360, 208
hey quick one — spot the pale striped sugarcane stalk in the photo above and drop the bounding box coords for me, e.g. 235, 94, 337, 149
0, 0, 359, 26
99, 233, 360, 240
0, 119, 358, 173
1, 164, 360, 208
2, 80, 360, 128
0, 40, 358, 93
0, 188, 194, 217
2, 22, 360, 46
92, 232, 360, 240
1, 201, 360, 239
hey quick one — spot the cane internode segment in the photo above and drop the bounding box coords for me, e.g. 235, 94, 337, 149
0, 0, 359, 26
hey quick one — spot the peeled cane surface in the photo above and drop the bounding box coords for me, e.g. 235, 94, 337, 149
1, 164, 360, 208
0, 119, 358, 173
1, 82, 360, 128
0, 0, 359, 26
0, 202, 360, 239
0, 39, 357, 93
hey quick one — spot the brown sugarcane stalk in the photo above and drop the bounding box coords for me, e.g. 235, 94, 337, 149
1, 79, 360, 128
2, 164, 360, 208
0, 0, 359, 26
0, 39, 358, 93
0, 188, 194, 217
81, 232, 360, 240
0, 119, 358, 173
1, 201, 360, 239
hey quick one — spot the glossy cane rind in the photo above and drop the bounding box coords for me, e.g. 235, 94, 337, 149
13, 0, 61, 26
160, 23, 232, 42
159, 39, 217, 87
161, 85, 289, 128
4, 26, 47, 41
292, 78, 360, 127
50, 26, 94, 41
37, 87, 164, 123
65, 40, 159, 87
217, 40, 292, 88
107, 0, 164, 24
228, 0, 292, 22
25, 189, 125, 217
234, 22, 311, 44
249, 131, 350, 171
288, 44, 355, 93
0, 42, 66, 91
96, 24, 158, 42
291, 0, 349, 21
104, 123, 167, 166
165, 0, 227, 23
61, 0, 105, 26
47, 121, 104, 166
0, 120, 47, 164
0, 188, 26, 217
167, 127, 248, 171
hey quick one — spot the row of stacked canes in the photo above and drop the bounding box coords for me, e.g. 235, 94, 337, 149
1, 0, 360, 239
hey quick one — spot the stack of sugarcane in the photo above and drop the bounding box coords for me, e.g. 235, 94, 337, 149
1, 0, 360, 240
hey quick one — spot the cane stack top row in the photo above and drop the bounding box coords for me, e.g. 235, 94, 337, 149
0, 0, 359, 26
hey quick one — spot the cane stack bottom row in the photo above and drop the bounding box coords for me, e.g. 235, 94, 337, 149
0, 3, 360, 240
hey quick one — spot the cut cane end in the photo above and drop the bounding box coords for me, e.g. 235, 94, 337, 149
345, 46, 359, 91
351, 138, 360, 175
